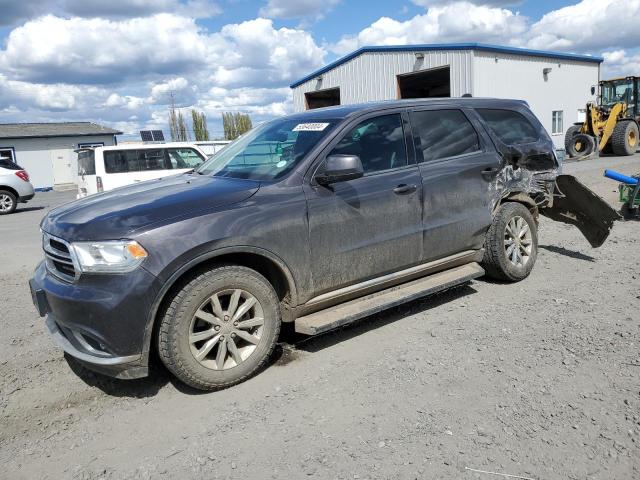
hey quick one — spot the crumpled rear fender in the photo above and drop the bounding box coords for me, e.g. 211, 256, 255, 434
541, 175, 620, 248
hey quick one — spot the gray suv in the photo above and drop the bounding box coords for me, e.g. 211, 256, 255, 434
0, 159, 35, 214
29, 99, 618, 390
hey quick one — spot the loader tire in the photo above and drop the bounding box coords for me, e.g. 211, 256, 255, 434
564, 125, 581, 154
567, 133, 595, 158
611, 121, 639, 156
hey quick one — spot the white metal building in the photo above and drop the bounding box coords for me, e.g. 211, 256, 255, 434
290, 43, 603, 148
0, 122, 121, 190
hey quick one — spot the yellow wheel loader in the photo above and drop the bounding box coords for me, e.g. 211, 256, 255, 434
565, 76, 640, 158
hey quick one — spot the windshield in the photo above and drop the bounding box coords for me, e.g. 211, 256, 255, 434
197, 118, 338, 181
601, 79, 634, 106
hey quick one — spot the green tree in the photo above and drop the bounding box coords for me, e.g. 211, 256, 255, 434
191, 109, 210, 141
177, 110, 189, 141
222, 112, 253, 140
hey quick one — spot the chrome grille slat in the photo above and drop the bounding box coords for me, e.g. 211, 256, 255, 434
42, 232, 78, 283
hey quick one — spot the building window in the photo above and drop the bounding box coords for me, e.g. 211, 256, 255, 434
0, 147, 16, 162
552, 110, 563, 135
78, 142, 104, 149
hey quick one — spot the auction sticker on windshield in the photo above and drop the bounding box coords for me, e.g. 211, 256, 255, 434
293, 123, 330, 132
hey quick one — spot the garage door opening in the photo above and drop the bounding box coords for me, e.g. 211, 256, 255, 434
397, 66, 451, 99
305, 88, 341, 110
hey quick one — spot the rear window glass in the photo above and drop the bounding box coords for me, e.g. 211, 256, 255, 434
104, 149, 167, 173
477, 109, 539, 145
77, 150, 96, 175
167, 148, 205, 169
410, 109, 480, 162
0, 159, 22, 170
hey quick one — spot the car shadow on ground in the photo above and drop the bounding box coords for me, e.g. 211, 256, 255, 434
65, 353, 170, 398
539, 244, 596, 262
15, 206, 45, 214
286, 283, 478, 354
64, 283, 477, 398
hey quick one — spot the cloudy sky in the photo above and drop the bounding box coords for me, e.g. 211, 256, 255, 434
0, 0, 638, 139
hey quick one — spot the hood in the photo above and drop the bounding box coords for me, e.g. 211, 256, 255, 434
42, 173, 260, 240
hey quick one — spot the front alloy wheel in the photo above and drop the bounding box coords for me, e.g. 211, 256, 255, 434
158, 265, 281, 391
189, 289, 265, 370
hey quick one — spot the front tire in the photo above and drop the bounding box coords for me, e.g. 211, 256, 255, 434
482, 202, 538, 282
158, 265, 281, 391
0, 190, 17, 215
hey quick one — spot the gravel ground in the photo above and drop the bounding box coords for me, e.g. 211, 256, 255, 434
1, 155, 639, 480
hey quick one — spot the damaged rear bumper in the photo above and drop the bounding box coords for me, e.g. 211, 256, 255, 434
541, 174, 621, 248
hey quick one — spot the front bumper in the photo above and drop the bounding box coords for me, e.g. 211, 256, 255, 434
29, 261, 161, 379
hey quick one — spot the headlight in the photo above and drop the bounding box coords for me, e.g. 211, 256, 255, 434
71, 240, 148, 273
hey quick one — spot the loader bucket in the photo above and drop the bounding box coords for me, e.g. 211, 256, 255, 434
541, 175, 620, 248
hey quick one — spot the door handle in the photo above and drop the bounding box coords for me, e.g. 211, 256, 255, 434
393, 184, 417, 195
481, 167, 500, 178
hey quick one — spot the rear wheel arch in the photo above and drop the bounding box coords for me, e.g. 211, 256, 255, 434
0, 185, 20, 198
143, 247, 297, 362
494, 194, 539, 220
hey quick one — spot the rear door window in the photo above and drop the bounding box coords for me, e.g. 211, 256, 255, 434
476, 109, 539, 145
409, 109, 480, 162
166, 148, 205, 169
103, 149, 167, 173
77, 150, 96, 175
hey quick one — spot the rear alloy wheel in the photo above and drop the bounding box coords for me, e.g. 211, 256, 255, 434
158, 265, 281, 390
611, 121, 639, 156
567, 133, 595, 158
0, 190, 17, 215
482, 202, 538, 282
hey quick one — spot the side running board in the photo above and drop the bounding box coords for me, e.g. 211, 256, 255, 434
294, 262, 484, 336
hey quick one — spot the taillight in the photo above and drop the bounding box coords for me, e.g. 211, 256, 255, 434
96, 176, 104, 192
15, 170, 29, 182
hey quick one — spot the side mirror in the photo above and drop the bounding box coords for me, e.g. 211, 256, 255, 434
316, 155, 364, 185
590, 86, 596, 95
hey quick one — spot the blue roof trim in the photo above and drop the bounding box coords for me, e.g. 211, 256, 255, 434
290, 43, 603, 88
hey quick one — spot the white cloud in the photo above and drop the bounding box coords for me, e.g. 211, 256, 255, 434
0, 14, 326, 135
602, 49, 640, 77
411, 0, 521, 6
0, 14, 209, 84
62, 0, 221, 19
527, 0, 640, 51
0, 0, 51, 26
331, 1, 526, 55
260, 0, 340, 19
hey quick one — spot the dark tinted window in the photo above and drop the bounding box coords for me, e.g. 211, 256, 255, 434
329, 114, 407, 174
77, 150, 96, 175
0, 159, 22, 170
477, 109, 539, 144
410, 109, 480, 162
104, 149, 166, 173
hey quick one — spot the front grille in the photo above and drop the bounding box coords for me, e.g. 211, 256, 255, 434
43, 233, 77, 282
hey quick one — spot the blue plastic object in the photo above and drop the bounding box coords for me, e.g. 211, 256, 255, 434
604, 169, 638, 185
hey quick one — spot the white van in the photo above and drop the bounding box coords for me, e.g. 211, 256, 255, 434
76, 143, 208, 198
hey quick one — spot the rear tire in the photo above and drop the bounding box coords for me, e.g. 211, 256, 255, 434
482, 202, 538, 282
564, 125, 581, 154
611, 121, 639, 156
158, 265, 281, 391
0, 190, 17, 215
567, 133, 595, 158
